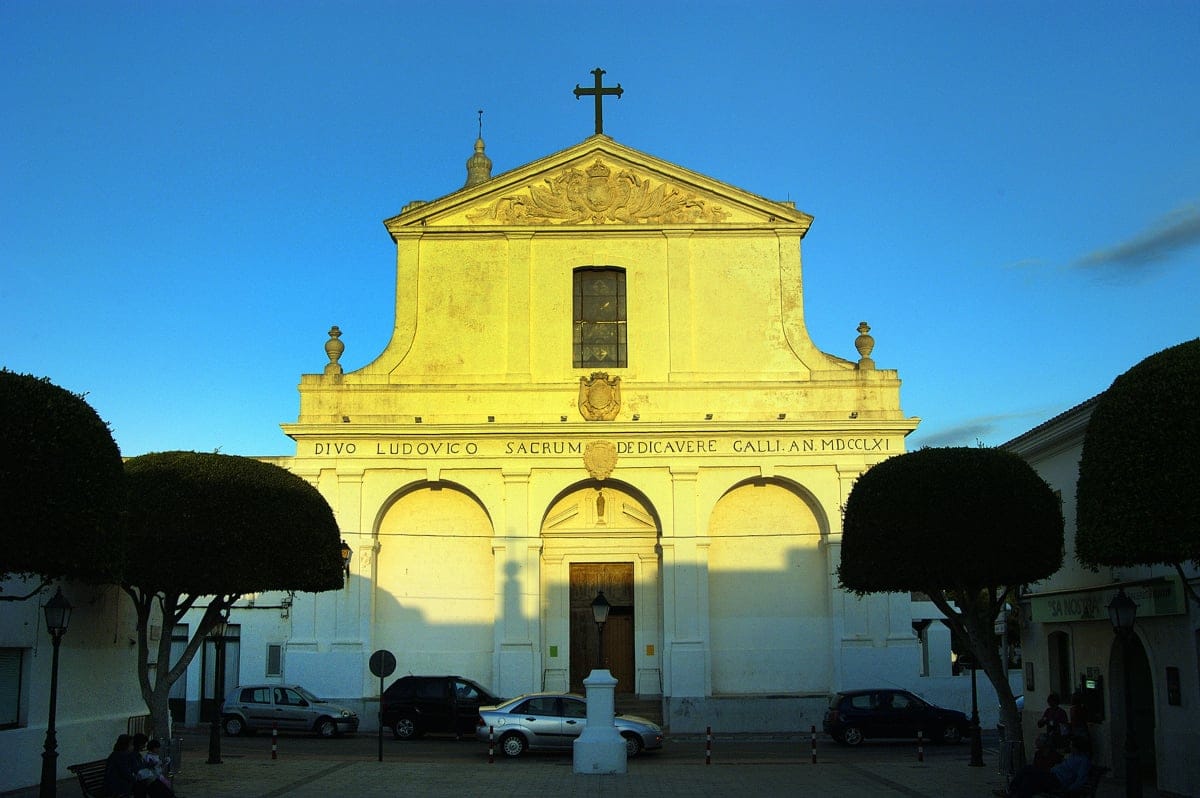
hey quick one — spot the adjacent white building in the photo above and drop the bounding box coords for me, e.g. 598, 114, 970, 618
1006, 397, 1200, 797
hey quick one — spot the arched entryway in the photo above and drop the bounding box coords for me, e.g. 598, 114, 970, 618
1109, 633, 1157, 786
540, 480, 660, 696
374, 483, 496, 680
707, 478, 829, 692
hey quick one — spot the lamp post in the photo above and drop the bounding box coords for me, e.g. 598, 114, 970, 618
39, 587, 72, 798
968, 653, 984, 766
1107, 588, 1140, 798
591, 591, 611, 670
340, 539, 353, 582
206, 609, 230, 765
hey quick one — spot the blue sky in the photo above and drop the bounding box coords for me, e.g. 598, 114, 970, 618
3, 1, 1197, 456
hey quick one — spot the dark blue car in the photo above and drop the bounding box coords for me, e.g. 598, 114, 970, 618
823, 688, 968, 746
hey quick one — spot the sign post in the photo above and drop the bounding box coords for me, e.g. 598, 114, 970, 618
369, 649, 397, 762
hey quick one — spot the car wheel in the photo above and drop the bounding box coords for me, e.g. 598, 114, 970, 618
622, 732, 644, 758
499, 732, 527, 758
316, 718, 337, 738
392, 717, 417, 740
222, 716, 245, 737
940, 724, 964, 744
841, 726, 864, 746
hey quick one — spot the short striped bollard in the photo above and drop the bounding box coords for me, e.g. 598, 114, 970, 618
917, 729, 924, 762
271, 722, 278, 759
705, 726, 712, 765
811, 725, 817, 764
488, 726, 495, 763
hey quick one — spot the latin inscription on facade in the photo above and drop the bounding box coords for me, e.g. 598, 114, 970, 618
308, 436, 894, 459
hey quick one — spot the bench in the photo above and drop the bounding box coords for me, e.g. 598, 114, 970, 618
1034, 765, 1109, 798
67, 759, 121, 798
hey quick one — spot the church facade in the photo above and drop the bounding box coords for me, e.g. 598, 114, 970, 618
264, 130, 927, 732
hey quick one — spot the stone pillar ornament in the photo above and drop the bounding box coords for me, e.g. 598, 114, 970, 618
324, 326, 345, 375
855, 321, 875, 370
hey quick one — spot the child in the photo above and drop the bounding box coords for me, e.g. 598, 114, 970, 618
140, 738, 176, 798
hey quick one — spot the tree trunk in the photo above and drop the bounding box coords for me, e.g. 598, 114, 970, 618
127, 588, 231, 741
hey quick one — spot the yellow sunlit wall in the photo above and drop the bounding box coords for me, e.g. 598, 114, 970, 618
279, 134, 919, 732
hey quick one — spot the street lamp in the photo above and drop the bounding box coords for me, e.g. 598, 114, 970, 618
39, 587, 72, 798
968, 651, 984, 767
206, 608, 230, 765
1107, 588, 1140, 798
591, 591, 611, 670
340, 539, 353, 581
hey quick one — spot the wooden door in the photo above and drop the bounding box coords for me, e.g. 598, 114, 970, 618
569, 563, 635, 693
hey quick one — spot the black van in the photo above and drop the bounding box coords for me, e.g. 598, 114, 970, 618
381, 675, 500, 740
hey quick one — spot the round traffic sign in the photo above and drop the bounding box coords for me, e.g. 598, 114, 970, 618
369, 649, 397, 678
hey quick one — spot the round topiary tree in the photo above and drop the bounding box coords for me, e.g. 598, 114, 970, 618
839, 446, 1064, 753
0, 370, 125, 590
1076, 338, 1200, 606
123, 450, 345, 738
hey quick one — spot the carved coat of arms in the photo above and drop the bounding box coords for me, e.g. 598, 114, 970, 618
578, 372, 621, 421
468, 159, 729, 225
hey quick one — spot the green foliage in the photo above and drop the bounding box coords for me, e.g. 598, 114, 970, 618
1076, 338, 1200, 568
839, 447, 1064, 594
0, 370, 125, 581
124, 451, 344, 595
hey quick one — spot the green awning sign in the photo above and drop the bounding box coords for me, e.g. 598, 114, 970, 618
1030, 577, 1186, 624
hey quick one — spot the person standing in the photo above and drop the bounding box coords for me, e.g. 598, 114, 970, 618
1036, 693, 1069, 747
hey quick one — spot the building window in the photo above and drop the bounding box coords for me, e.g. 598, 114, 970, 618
266, 644, 282, 677
0, 648, 25, 729
574, 267, 626, 368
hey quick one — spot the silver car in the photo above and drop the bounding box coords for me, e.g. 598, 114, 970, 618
221, 684, 359, 737
475, 692, 663, 757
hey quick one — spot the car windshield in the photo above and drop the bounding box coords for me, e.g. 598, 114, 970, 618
295, 686, 322, 703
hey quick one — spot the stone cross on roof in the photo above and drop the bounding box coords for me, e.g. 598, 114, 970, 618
573, 68, 623, 135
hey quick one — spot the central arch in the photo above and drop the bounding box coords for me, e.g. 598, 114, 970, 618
539, 480, 661, 696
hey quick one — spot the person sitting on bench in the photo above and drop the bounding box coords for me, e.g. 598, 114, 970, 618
995, 736, 1090, 798
104, 734, 144, 798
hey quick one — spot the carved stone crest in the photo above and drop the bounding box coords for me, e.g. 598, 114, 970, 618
583, 440, 618, 481
578, 372, 621, 421
468, 159, 729, 225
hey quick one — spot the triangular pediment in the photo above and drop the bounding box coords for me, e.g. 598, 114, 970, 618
385, 136, 812, 233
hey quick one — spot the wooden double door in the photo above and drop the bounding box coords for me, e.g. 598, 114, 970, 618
569, 563, 635, 693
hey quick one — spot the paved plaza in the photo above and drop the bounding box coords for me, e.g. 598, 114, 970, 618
4, 734, 1160, 798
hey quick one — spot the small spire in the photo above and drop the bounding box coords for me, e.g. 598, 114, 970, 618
464, 109, 492, 188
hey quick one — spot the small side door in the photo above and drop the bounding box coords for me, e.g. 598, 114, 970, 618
560, 696, 588, 746
238, 687, 275, 730
513, 696, 564, 749
273, 687, 311, 732
414, 678, 454, 734
452, 679, 488, 736
884, 691, 922, 739
863, 692, 895, 739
